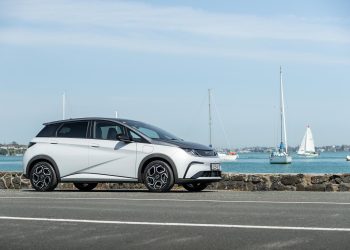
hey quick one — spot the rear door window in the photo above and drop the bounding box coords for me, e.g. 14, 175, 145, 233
57, 122, 89, 138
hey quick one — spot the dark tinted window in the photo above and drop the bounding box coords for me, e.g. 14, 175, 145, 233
57, 122, 88, 138
94, 121, 125, 140
123, 120, 180, 140
37, 123, 61, 137
129, 130, 147, 143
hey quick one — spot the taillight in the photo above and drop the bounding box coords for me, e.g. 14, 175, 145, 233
28, 142, 36, 148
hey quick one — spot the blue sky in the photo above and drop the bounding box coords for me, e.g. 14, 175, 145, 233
0, 0, 349, 147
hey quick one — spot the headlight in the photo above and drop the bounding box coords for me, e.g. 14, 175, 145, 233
183, 148, 200, 156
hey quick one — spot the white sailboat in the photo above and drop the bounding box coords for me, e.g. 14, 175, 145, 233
346, 156, 350, 161
297, 126, 319, 157
270, 67, 292, 164
208, 89, 238, 162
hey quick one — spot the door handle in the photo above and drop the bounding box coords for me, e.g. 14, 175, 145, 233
50, 140, 58, 144
90, 144, 100, 148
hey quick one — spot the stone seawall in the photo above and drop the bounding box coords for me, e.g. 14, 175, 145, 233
1, 172, 350, 191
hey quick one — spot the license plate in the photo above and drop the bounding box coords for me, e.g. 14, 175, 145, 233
211, 163, 221, 171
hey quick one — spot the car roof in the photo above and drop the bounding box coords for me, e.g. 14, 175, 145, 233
43, 117, 135, 125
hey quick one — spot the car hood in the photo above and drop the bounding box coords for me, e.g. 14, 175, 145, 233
152, 139, 213, 151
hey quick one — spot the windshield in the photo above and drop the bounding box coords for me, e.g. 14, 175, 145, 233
123, 120, 181, 141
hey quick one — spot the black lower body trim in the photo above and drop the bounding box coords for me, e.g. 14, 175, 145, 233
176, 177, 222, 184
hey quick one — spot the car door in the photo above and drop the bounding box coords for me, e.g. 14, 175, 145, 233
87, 120, 137, 180
48, 121, 90, 177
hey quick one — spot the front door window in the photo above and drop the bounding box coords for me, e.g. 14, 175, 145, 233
94, 121, 125, 141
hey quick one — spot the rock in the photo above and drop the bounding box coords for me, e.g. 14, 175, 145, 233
305, 184, 326, 191
12, 176, 21, 189
270, 175, 281, 183
325, 184, 338, 192
58, 183, 73, 190
329, 175, 342, 184
297, 174, 304, 179
0, 178, 6, 189
296, 184, 305, 191
20, 179, 31, 189
270, 182, 288, 191
216, 181, 226, 190
247, 175, 262, 184
231, 181, 246, 191
245, 182, 254, 191
311, 176, 327, 184
230, 175, 245, 181
341, 175, 350, 183
338, 183, 350, 192
4, 175, 13, 188
281, 175, 302, 186
253, 182, 269, 191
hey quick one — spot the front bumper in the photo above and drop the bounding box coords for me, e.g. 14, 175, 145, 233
177, 161, 222, 183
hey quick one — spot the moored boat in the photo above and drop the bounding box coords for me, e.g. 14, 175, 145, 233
346, 156, 350, 161
270, 67, 292, 164
218, 151, 238, 162
297, 126, 319, 157
207, 89, 239, 162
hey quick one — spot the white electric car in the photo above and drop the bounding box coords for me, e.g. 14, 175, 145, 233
23, 118, 222, 192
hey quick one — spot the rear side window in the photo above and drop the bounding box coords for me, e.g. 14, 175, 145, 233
36, 123, 61, 137
57, 122, 88, 138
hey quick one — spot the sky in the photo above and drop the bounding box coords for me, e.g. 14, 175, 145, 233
0, 0, 349, 148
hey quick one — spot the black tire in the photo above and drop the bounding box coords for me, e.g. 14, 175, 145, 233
143, 160, 174, 192
182, 183, 208, 192
30, 161, 58, 192
73, 183, 98, 191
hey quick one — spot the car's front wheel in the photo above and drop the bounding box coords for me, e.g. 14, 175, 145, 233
182, 183, 208, 192
30, 161, 58, 192
143, 160, 174, 192
73, 183, 98, 191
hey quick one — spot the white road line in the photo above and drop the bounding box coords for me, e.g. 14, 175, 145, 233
1, 196, 350, 205
0, 216, 350, 232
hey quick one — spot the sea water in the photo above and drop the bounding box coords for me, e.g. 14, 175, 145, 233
0, 152, 349, 174
222, 152, 350, 174
0, 156, 23, 172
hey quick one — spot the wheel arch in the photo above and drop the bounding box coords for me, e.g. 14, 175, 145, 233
26, 155, 61, 181
138, 154, 178, 182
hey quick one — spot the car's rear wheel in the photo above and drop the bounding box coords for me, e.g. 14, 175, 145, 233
30, 161, 58, 192
182, 183, 208, 192
143, 160, 174, 192
73, 183, 98, 191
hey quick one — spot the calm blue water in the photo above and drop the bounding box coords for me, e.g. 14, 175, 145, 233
222, 152, 350, 174
0, 156, 23, 172
1, 152, 350, 173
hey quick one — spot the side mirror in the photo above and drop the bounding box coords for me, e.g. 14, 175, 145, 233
116, 134, 132, 143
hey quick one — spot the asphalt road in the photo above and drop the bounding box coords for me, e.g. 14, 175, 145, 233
1, 190, 350, 250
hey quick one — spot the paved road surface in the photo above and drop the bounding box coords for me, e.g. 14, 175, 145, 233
1, 189, 350, 249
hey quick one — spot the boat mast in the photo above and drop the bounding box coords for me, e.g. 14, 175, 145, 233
280, 66, 288, 153
62, 92, 66, 120
208, 89, 212, 148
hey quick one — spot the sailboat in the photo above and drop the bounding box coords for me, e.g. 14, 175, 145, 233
208, 89, 238, 162
297, 126, 319, 157
270, 67, 292, 164
346, 156, 350, 161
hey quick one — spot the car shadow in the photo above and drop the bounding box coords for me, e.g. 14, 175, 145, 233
21, 189, 215, 193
